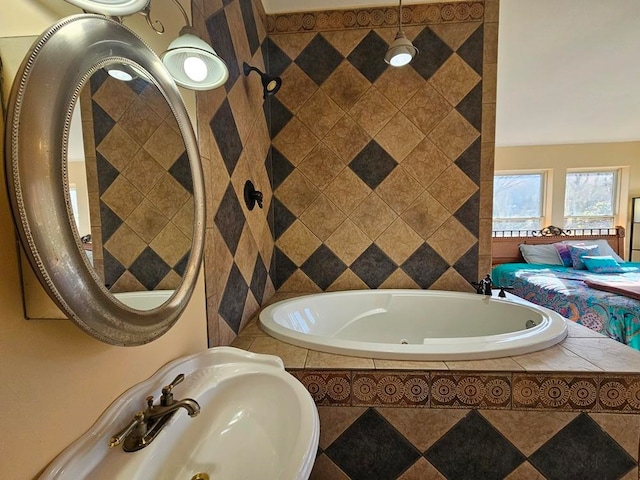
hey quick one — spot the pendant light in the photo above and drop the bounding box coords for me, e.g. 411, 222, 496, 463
63, 0, 229, 90
384, 0, 418, 67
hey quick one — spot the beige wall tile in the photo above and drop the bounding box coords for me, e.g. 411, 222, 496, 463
323, 115, 370, 163
374, 64, 426, 109
401, 83, 453, 136
297, 143, 345, 191
376, 218, 423, 265
429, 53, 481, 106
350, 193, 397, 240
322, 61, 371, 111
348, 86, 398, 137
375, 165, 423, 215
324, 168, 370, 215
276, 219, 322, 266
375, 111, 425, 162
325, 219, 371, 265
401, 192, 450, 240
277, 63, 318, 113
300, 194, 346, 241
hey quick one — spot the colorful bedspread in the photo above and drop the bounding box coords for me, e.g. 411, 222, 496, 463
492, 263, 640, 351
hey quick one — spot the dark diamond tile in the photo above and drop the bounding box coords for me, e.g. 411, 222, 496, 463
295, 34, 344, 86
455, 138, 481, 185
250, 254, 268, 304
530, 413, 636, 480
219, 263, 249, 334
222, 0, 233, 5
127, 77, 148, 95
173, 251, 190, 276
273, 197, 296, 240
89, 68, 108, 95
457, 24, 484, 75
326, 408, 420, 480
92, 101, 116, 146
401, 243, 449, 289
457, 83, 482, 131
239, 0, 260, 55
347, 30, 389, 83
425, 411, 525, 480
351, 244, 397, 289
103, 249, 125, 289
96, 152, 119, 193
349, 141, 397, 190
168, 150, 193, 194
206, 9, 239, 91
214, 184, 246, 255
411, 27, 454, 81
100, 202, 122, 244
210, 99, 243, 176
265, 96, 293, 138
272, 246, 296, 289
267, 196, 276, 240
264, 36, 292, 77
129, 247, 171, 290
270, 147, 295, 189
301, 245, 347, 290
455, 191, 480, 237
453, 244, 479, 285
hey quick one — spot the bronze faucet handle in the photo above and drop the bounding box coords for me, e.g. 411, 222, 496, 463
161, 373, 185, 406
146, 395, 154, 408
162, 373, 185, 395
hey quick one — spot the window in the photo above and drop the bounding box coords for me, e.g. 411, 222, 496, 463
493, 173, 545, 231
564, 170, 617, 229
69, 183, 81, 232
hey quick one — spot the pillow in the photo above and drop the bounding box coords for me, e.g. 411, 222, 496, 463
582, 255, 624, 274
568, 245, 600, 269
553, 243, 573, 267
519, 244, 563, 265
562, 239, 624, 263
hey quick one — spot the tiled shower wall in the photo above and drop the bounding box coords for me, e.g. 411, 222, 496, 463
191, 0, 275, 346
193, 0, 496, 344
83, 72, 194, 293
266, 2, 496, 293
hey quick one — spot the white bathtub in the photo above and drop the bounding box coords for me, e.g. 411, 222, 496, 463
259, 290, 568, 361
113, 290, 174, 311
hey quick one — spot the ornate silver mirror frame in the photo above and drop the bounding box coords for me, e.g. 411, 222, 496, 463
5, 15, 205, 346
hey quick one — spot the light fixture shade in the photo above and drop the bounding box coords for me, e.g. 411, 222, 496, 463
161, 27, 229, 90
385, 32, 418, 67
63, 0, 150, 16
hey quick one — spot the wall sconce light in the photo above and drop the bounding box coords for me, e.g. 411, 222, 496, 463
63, 0, 229, 90
242, 62, 282, 99
384, 0, 418, 67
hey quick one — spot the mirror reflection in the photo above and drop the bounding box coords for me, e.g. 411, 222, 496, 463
69, 65, 194, 309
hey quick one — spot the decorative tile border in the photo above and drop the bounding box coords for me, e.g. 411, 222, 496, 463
291, 370, 352, 406
289, 370, 640, 413
431, 373, 511, 409
599, 376, 640, 412
266, 2, 484, 33
352, 372, 429, 407
512, 375, 598, 411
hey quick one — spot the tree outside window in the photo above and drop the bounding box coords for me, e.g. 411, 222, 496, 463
564, 171, 617, 229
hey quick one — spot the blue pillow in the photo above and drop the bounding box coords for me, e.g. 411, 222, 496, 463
568, 245, 600, 270
582, 255, 624, 274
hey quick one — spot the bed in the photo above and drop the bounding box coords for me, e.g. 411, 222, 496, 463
491, 226, 640, 350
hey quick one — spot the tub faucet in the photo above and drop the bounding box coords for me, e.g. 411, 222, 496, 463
472, 274, 493, 295
109, 373, 200, 452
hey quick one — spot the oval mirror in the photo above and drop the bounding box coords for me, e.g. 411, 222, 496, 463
5, 15, 205, 346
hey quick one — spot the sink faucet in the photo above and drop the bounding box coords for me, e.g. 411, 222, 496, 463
109, 373, 200, 452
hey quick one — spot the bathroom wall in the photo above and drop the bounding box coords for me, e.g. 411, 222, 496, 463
82, 74, 194, 293
191, 0, 276, 346
197, 0, 497, 347
265, 1, 496, 294
0, 3, 208, 479
311, 406, 639, 479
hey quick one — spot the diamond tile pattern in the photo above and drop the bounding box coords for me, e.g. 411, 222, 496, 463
529, 413, 635, 480
84, 74, 192, 293
425, 410, 525, 479
308, 404, 640, 480
196, 0, 490, 346
326, 409, 420, 480
295, 34, 344, 86
270, 16, 484, 293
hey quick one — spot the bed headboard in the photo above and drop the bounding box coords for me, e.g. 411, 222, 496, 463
492, 226, 626, 265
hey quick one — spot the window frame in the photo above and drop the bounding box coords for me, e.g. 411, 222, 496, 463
492, 170, 548, 232
563, 168, 620, 229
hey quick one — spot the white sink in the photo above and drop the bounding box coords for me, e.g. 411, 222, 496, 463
40, 347, 320, 480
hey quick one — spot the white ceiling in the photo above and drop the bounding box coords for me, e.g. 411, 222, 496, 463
265, 0, 640, 147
